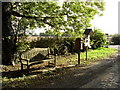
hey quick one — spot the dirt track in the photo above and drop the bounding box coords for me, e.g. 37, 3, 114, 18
34, 46, 120, 88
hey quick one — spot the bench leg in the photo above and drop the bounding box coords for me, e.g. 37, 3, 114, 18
27, 65, 30, 70
21, 64, 23, 70
54, 55, 56, 67
27, 60, 30, 70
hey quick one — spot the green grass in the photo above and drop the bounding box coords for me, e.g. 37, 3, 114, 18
82, 47, 116, 60
56, 47, 117, 65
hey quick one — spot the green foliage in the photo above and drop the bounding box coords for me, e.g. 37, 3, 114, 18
30, 37, 76, 55
12, 1, 105, 36
110, 34, 120, 45
30, 37, 56, 48
90, 28, 107, 49
16, 41, 30, 52
59, 1, 105, 35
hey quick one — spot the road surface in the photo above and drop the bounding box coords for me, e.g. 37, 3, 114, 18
109, 45, 120, 50
35, 45, 120, 88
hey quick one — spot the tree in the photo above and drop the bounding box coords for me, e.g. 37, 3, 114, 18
2, 3, 17, 65
11, 1, 105, 35
2, 1, 105, 65
60, 1, 105, 36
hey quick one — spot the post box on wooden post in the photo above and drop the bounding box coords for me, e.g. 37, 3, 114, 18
74, 38, 82, 64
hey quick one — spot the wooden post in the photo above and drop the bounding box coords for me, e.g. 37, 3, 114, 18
21, 63, 23, 70
47, 47, 50, 57
54, 48, 57, 67
19, 52, 23, 70
27, 60, 29, 69
78, 51, 80, 64
86, 46, 88, 60
54, 54, 56, 66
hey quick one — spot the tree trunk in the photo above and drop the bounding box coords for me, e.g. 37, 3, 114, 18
2, 2, 17, 65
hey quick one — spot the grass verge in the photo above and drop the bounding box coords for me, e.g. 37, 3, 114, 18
56, 47, 117, 66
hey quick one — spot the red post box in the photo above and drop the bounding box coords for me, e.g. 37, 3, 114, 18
74, 38, 81, 51
74, 38, 82, 64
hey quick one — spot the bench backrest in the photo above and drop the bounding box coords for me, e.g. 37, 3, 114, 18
20, 48, 49, 60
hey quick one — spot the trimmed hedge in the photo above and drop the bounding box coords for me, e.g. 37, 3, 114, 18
30, 37, 76, 55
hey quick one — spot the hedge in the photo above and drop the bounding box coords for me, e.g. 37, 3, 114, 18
30, 37, 76, 55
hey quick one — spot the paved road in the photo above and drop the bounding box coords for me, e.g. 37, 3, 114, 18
81, 55, 120, 88
35, 45, 120, 88
109, 45, 120, 50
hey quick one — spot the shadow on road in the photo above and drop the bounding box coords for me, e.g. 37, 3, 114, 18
2, 64, 54, 78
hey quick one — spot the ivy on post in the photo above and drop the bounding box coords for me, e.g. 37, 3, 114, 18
83, 29, 93, 60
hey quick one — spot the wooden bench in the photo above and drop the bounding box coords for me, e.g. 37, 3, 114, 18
19, 48, 54, 70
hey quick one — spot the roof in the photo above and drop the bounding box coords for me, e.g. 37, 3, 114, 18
83, 29, 93, 36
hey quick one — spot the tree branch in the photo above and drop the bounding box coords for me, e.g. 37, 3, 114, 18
11, 11, 39, 19
11, 11, 57, 27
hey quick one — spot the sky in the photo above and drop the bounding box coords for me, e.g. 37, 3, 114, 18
34, 0, 120, 35
91, 0, 119, 35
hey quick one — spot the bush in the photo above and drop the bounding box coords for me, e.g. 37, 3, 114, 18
110, 34, 120, 45
30, 37, 56, 48
90, 28, 107, 49
16, 41, 30, 52
30, 37, 76, 55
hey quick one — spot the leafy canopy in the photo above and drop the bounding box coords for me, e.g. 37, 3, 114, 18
11, 1, 105, 36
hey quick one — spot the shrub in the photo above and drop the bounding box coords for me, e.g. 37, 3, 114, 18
110, 34, 120, 45
16, 41, 30, 52
30, 37, 76, 55
90, 28, 107, 49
